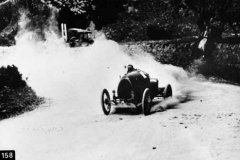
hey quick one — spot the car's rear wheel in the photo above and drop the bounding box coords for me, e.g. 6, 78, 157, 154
101, 89, 111, 115
163, 84, 172, 98
142, 88, 151, 115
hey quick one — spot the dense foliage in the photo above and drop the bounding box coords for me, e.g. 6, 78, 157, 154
0, 1, 12, 32
1, 0, 240, 41
43, 0, 126, 29
169, 0, 240, 37
0, 65, 26, 90
43, 0, 93, 14
103, 0, 198, 41
0, 65, 44, 120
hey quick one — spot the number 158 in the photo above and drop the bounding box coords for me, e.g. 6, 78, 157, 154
0, 151, 15, 160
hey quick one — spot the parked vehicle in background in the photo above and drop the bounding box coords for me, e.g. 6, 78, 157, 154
67, 28, 94, 47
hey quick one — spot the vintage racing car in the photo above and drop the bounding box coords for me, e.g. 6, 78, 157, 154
101, 65, 173, 115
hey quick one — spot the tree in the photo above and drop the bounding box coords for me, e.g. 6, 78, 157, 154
90, 0, 125, 29
43, 0, 126, 30
0, 0, 20, 46
43, 0, 93, 15
0, 1, 12, 32
103, 0, 199, 41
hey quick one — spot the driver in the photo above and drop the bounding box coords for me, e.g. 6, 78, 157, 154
126, 64, 149, 79
127, 64, 136, 73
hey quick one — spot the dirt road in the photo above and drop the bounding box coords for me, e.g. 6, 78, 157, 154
0, 80, 240, 160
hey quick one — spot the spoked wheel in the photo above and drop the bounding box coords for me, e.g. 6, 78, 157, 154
101, 89, 111, 115
163, 84, 172, 99
142, 88, 151, 116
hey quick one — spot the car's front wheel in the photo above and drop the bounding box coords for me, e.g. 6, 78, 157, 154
101, 89, 111, 115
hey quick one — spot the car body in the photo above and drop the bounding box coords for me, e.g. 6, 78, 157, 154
67, 28, 94, 47
101, 68, 172, 115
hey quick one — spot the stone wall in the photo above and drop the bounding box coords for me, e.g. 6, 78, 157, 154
213, 43, 240, 68
122, 38, 240, 83
122, 38, 240, 69
122, 38, 200, 68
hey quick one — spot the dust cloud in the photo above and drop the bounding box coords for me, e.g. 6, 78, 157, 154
0, 13, 197, 114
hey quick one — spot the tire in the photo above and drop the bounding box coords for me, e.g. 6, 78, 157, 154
142, 88, 151, 115
163, 84, 172, 99
101, 89, 111, 115
69, 42, 75, 47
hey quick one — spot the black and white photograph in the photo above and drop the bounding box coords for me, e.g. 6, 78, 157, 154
0, 0, 240, 160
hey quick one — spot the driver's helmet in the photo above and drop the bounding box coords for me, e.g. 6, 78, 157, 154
127, 64, 135, 73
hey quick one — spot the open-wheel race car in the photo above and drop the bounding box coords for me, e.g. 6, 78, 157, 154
101, 65, 173, 116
